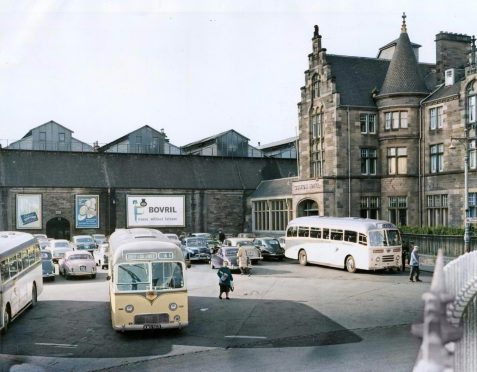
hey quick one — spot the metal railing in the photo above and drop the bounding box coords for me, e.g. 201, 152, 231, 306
412, 250, 477, 371
402, 234, 477, 257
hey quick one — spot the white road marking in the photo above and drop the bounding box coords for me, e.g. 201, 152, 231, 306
224, 335, 267, 339
35, 343, 78, 348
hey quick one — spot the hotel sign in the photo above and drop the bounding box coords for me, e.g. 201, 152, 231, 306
292, 180, 323, 195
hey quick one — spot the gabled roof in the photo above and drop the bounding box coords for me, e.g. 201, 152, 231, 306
378, 26, 428, 96
259, 136, 298, 150
325, 55, 390, 107
182, 129, 250, 149
423, 83, 460, 103
21, 120, 73, 139
97, 125, 166, 151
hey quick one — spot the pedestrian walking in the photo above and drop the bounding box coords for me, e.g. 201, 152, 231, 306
237, 243, 251, 275
217, 261, 233, 300
401, 241, 412, 272
409, 245, 422, 282
218, 229, 226, 244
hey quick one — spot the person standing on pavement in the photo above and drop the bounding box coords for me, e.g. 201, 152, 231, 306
217, 261, 233, 300
409, 245, 421, 282
218, 229, 226, 244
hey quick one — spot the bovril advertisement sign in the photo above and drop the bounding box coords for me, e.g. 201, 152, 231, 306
127, 195, 185, 227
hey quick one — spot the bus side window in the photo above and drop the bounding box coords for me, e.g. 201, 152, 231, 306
286, 227, 294, 237
9, 256, 18, 277
330, 229, 343, 241
345, 230, 357, 243
21, 250, 29, 270
298, 227, 309, 238
322, 229, 330, 240
359, 233, 367, 246
310, 227, 321, 239
0, 260, 9, 281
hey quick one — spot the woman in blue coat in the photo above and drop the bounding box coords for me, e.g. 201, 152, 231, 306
217, 261, 233, 299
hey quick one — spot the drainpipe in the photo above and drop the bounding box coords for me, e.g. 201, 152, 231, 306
347, 106, 351, 216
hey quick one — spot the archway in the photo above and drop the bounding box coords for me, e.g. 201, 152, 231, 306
46, 217, 71, 240
297, 199, 319, 217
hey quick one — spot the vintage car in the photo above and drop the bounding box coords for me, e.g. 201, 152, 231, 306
48, 239, 72, 263
207, 239, 222, 254
40, 250, 55, 281
59, 251, 96, 279
70, 235, 97, 253
253, 237, 285, 260
92, 233, 107, 246
210, 246, 239, 270
181, 237, 211, 262
165, 233, 182, 247
223, 237, 263, 264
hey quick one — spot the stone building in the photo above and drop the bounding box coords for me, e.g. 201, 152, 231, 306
293, 15, 476, 227
251, 14, 477, 237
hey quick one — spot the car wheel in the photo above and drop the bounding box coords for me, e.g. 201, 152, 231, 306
31, 284, 38, 308
1, 306, 10, 335
298, 250, 308, 266
346, 256, 357, 273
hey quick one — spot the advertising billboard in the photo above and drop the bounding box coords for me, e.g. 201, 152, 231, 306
127, 195, 185, 227
75, 195, 99, 228
16, 194, 42, 229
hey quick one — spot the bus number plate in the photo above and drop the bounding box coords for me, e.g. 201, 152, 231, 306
143, 324, 161, 330
80, 266, 86, 271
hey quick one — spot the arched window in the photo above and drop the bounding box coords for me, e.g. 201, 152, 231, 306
297, 199, 319, 217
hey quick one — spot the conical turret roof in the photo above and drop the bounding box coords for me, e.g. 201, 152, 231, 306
379, 15, 428, 96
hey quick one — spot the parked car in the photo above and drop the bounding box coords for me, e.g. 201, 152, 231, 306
253, 237, 285, 260
223, 237, 263, 264
48, 239, 71, 263
40, 250, 55, 281
207, 239, 222, 254
191, 232, 212, 239
70, 235, 97, 253
59, 251, 96, 279
165, 233, 182, 247
37, 239, 51, 250
92, 234, 108, 246
181, 237, 211, 262
278, 236, 286, 249
237, 232, 256, 239
210, 246, 239, 270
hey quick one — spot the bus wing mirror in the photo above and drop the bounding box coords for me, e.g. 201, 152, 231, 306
106, 275, 111, 281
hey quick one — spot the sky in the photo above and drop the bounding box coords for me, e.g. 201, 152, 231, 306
1, 0, 476, 148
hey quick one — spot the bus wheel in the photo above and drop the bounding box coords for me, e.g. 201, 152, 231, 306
2, 306, 10, 335
31, 284, 38, 308
346, 256, 356, 273
298, 250, 308, 266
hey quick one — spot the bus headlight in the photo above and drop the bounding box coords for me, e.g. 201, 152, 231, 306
125, 304, 134, 313
376, 257, 381, 262
169, 302, 178, 311
174, 315, 181, 322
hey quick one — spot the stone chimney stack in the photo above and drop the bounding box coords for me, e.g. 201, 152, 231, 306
435, 32, 471, 85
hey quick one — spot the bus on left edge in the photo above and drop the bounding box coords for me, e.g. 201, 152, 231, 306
0, 231, 43, 334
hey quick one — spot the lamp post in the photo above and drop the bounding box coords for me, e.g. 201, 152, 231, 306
450, 136, 470, 254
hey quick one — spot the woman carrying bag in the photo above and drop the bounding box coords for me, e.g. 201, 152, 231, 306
217, 261, 234, 300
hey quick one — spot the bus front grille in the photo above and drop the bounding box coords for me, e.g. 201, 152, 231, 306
135, 313, 170, 325
382, 255, 395, 262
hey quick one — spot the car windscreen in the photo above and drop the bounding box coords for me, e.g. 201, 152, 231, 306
77, 238, 94, 243
224, 248, 238, 256
186, 238, 207, 247
264, 240, 281, 248
54, 242, 69, 248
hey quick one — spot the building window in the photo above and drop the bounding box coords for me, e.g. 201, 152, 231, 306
360, 196, 379, 219
58, 133, 65, 142
311, 112, 324, 178
427, 194, 448, 226
467, 81, 476, 124
388, 196, 407, 225
387, 147, 407, 175
360, 113, 376, 134
385, 111, 408, 130
312, 75, 320, 99
39, 131, 46, 141
430, 144, 444, 173
429, 107, 443, 130
469, 193, 477, 218
470, 140, 477, 170
360, 148, 377, 175
253, 199, 292, 231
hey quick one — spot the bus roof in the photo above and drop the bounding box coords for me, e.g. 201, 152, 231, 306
0, 231, 36, 256
109, 228, 184, 264
287, 216, 398, 233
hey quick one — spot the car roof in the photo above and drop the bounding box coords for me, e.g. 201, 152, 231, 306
72, 235, 93, 239
65, 251, 92, 258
